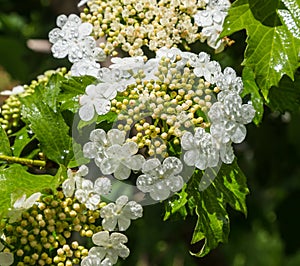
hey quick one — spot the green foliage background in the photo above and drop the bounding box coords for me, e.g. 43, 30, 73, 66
0, 0, 300, 265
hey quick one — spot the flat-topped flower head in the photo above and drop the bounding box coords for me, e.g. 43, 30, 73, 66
89, 231, 130, 264
137, 157, 184, 201
100, 195, 143, 231
181, 127, 219, 170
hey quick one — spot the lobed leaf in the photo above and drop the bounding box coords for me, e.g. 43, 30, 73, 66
222, 0, 300, 98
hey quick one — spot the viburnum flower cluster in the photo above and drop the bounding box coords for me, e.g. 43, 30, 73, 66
79, 0, 232, 56
0, 0, 257, 265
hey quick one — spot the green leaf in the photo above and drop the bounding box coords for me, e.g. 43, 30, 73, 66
191, 185, 229, 257
20, 87, 73, 165
278, 0, 300, 39
222, 0, 300, 98
241, 67, 264, 125
41, 74, 64, 112
61, 76, 96, 98
0, 164, 62, 219
165, 161, 249, 257
268, 72, 300, 112
0, 126, 11, 156
164, 184, 188, 221
11, 127, 34, 157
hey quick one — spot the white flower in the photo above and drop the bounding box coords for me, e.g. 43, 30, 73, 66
70, 59, 101, 78
75, 179, 101, 210
0, 240, 14, 266
136, 157, 184, 201
189, 52, 222, 83
81, 256, 112, 266
100, 142, 145, 180
49, 14, 100, 63
194, 0, 231, 52
83, 129, 126, 167
0, 85, 24, 96
79, 83, 117, 121
94, 177, 112, 195
208, 93, 255, 144
98, 68, 135, 92
62, 165, 89, 198
216, 67, 244, 100
110, 56, 145, 72
8, 192, 42, 223
100, 195, 143, 231
89, 231, 130, 264
181, 128, 219, 170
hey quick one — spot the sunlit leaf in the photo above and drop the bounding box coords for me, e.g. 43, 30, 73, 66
0, 126, 11, 156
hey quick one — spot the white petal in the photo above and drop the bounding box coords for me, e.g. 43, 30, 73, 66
107, 129, 125, 145
163, 157, 183, 175
184, 150, 199, 167
150, 181, 170, 201
181, 132, 195, 150
79, 103, 95, 121
121, 142, 138, 155
142, 158, 160, 173
13, 194, 26, 209
81, 256, 102, 266
114, 165, 131, 180
0, 252, 14, 266
94, 177, 112, 195
101, 158, 120, 175
168, 175, 184, 192
78, 22, 93, 36
92, 231, 110, 246
94, 98, 111, 115
124, 154, 145, 171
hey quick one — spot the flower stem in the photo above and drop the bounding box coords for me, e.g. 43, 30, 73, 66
0, 154, 46, 167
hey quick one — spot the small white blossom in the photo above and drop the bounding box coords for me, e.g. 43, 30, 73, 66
110, 56, 145, 72
0, 242, 13, 266
79, 83, 117, 121
181, 128, 219, 170
75, 179, 101, 210
70, 59, 101, 78
8, 192, 42, 223
0, 85, 25, 96
100, 142, 145, 180
98, 68, 135, 92
136, 157, 184, 201
89, 231, 130, 264
81, 256, 112, 266
208, 93, 255, 144
194, 0, 231, 52
94, 177, 112, 195
62, 165, 89, 198
83, 129, 126, 167
49, 14, 103, 63
100, 195, 143, 231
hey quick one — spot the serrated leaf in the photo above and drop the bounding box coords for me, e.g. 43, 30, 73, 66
278, 0, 300, 39
268, 72, 300, 112
171, 161, 249, 257
0, 126, 11, 156
242, 67, 264, 125
222, 0, 300, 98
214, 160, 249, 215
190, 184, 229, 257
20, 87, 73, 165
0, 164, 62, 219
